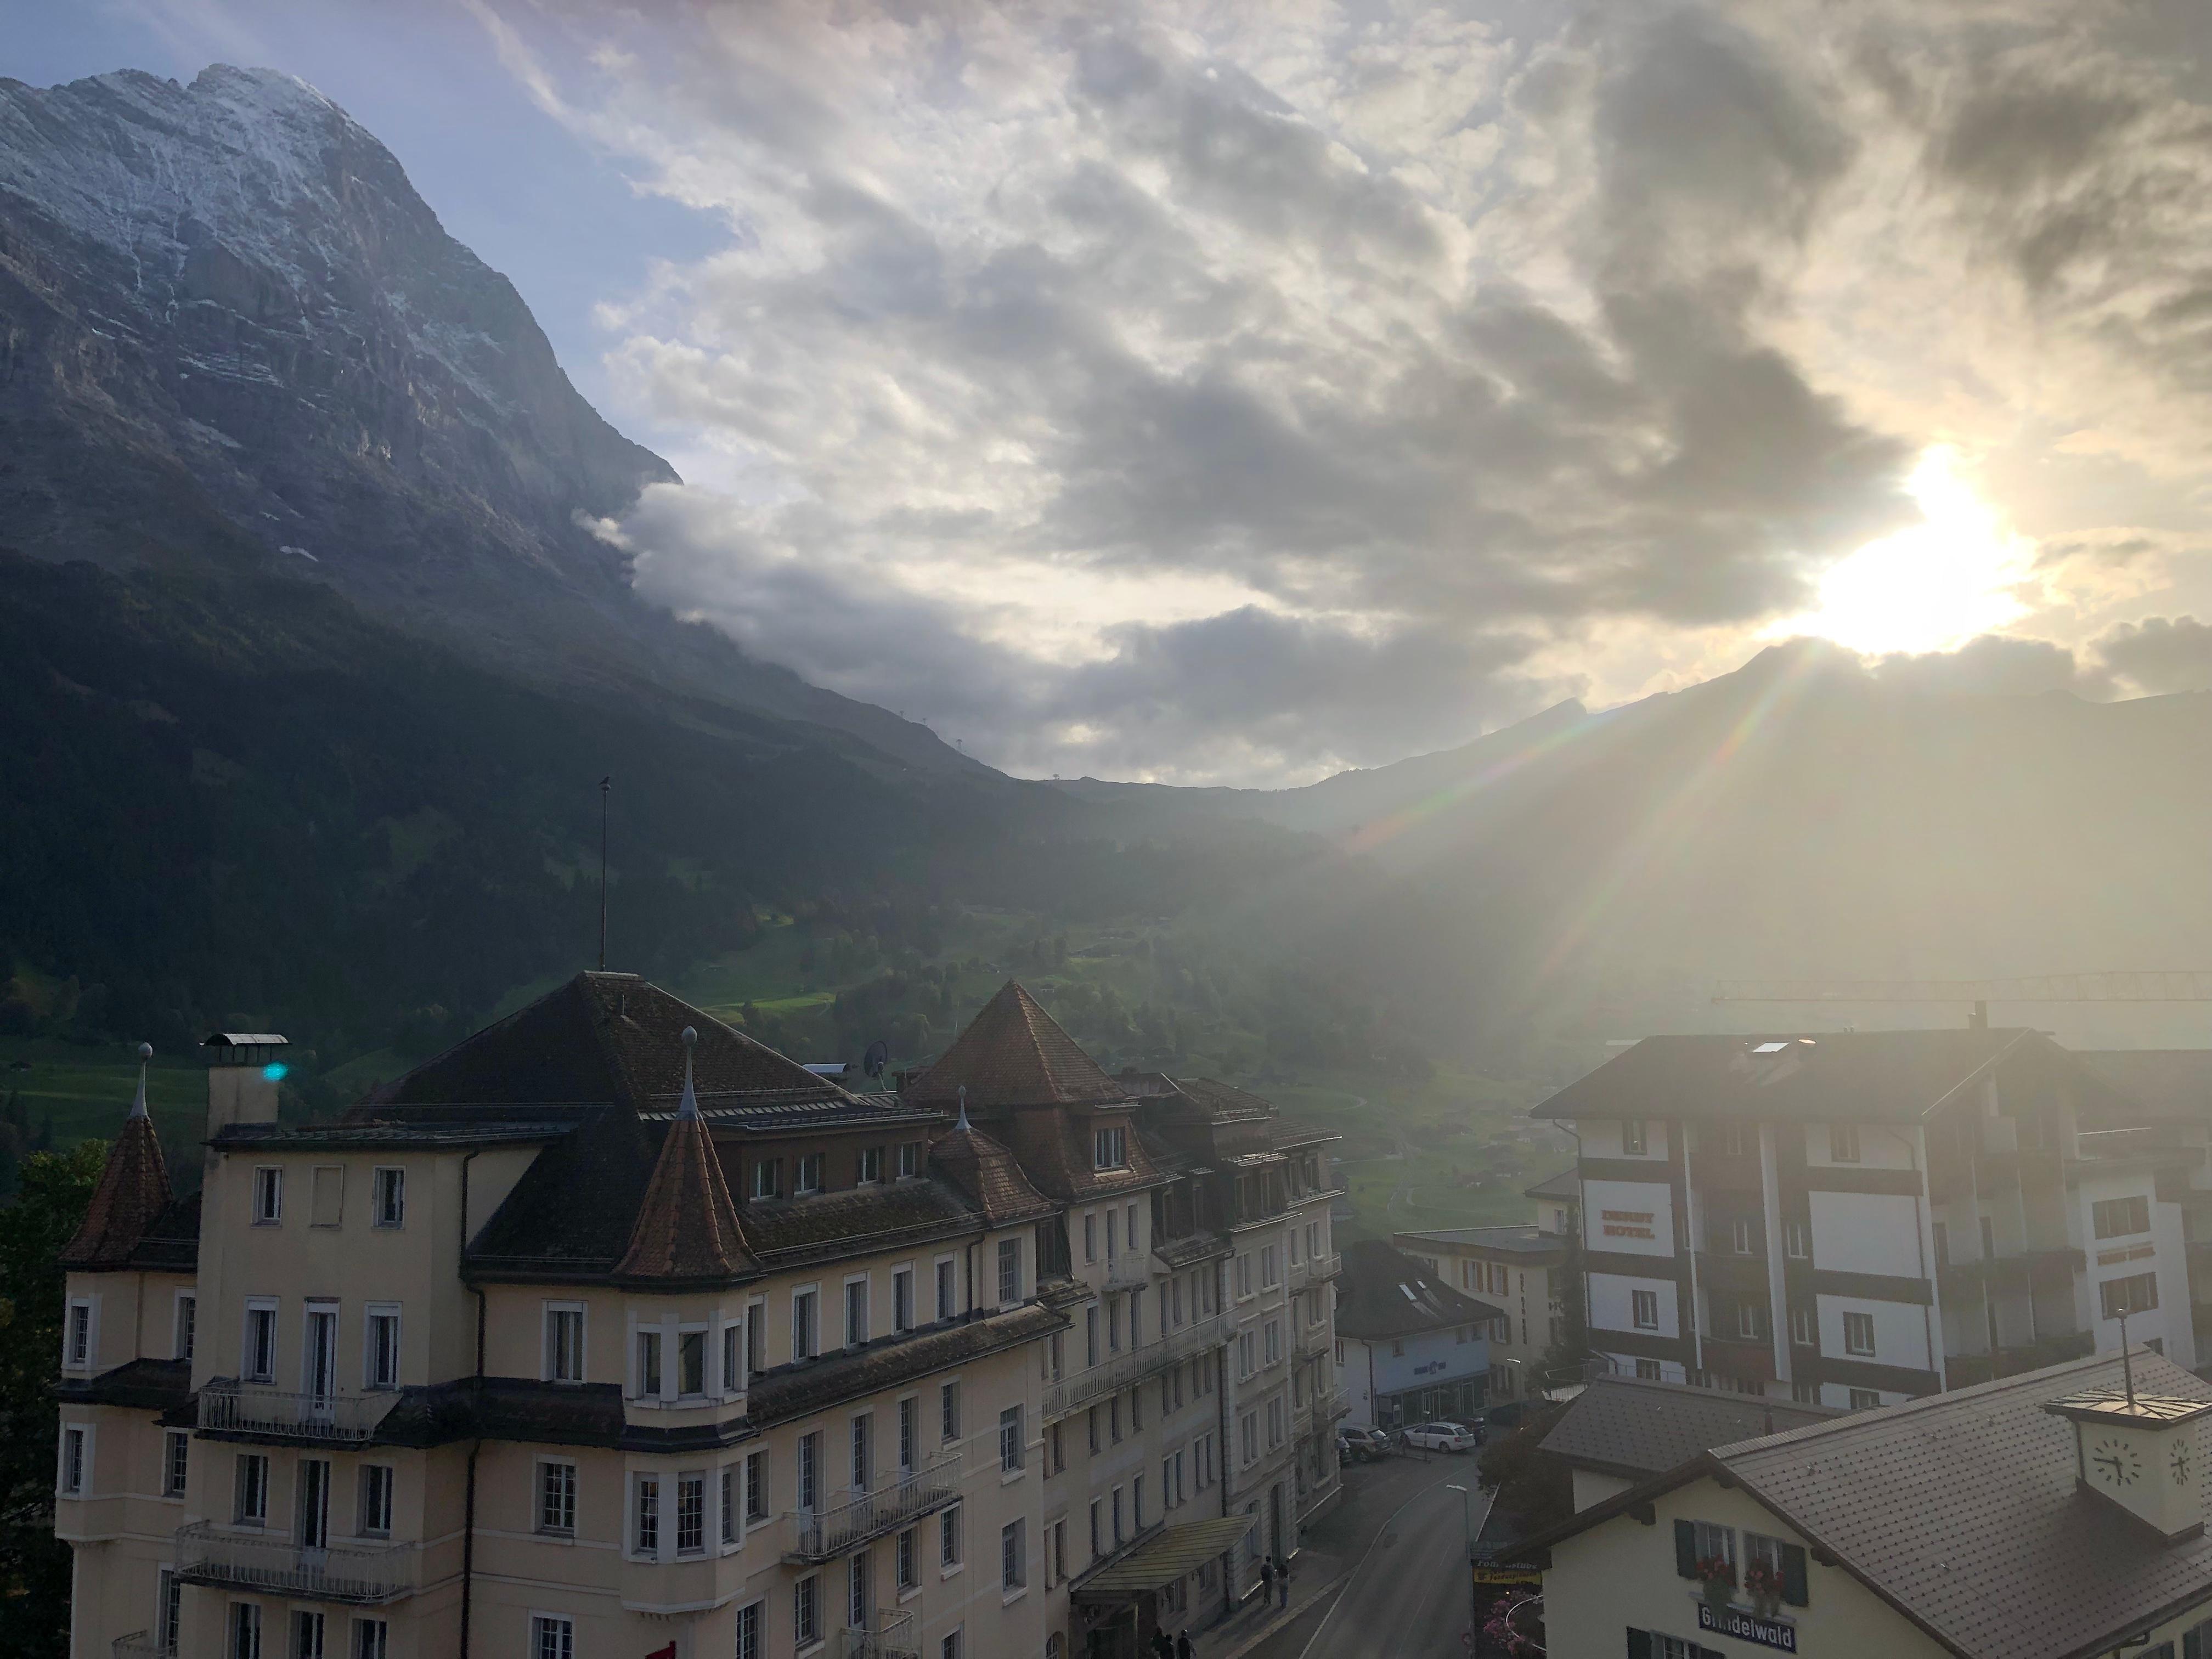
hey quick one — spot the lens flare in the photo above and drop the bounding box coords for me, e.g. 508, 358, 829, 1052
1793, 447, 2032, 657
262, 1062, 289, 1082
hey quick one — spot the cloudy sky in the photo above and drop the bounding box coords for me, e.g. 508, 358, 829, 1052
23, 0, 2212, 783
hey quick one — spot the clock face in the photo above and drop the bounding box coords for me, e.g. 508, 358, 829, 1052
2091, 1435, 2142, 1488
2173, 1443, 2192, 1486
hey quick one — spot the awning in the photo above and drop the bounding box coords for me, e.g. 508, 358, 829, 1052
1071, 1516, 1256, 1602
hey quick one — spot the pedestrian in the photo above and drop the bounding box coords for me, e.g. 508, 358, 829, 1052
1150, 1629, 1172, 1659
1276, 1555, 1292, 1609
1258, 1556, 1275, 1608
1178, 1633, 1194, 1659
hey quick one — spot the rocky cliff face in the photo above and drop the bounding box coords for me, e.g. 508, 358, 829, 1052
0, 65, 969, 771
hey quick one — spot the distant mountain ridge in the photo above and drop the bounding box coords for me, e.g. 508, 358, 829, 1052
0, 65, 970, 774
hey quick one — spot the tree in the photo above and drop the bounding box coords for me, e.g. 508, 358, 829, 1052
1475, 1400, 1572, 1540
0, 1141, 105, 1656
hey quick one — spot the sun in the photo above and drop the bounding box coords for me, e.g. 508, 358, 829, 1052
1790, 447, 2033, 657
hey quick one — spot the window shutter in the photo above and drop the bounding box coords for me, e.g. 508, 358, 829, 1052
1674, 1518, 1697, 1579
1626, 1630, 1652, 1659
1781, 1542, 1809, 1606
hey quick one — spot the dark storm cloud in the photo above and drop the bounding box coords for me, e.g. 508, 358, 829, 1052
1871, 634, 2109, 698
2096, 616, 2212, 693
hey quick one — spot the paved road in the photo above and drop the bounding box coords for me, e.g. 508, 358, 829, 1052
1242, 1455, 1491, 1659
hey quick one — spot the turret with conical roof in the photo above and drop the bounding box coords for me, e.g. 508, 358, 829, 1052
61, 1045, 174, 1269
616, 1026, 754, 1283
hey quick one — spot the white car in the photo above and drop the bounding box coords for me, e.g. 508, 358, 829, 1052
1402, 1421, 1481, 1453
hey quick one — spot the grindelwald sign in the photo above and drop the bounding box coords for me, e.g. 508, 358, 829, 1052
1698, 1602, 1799, 1652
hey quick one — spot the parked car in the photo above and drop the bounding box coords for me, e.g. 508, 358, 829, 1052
1338, 1425, 1393, 1463
1402, 1421, 1482, 1453
1437, 1416, 1489, 1444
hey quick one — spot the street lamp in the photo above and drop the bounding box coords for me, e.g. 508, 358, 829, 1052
1445, 1482, 1477, 1634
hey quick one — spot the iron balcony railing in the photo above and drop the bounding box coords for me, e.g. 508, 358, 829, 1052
788, 1451, 962, 1563
1042, 1313, 1236, 1420
1289, 1252, 1342, 1290
842, 1608, 920, 1659
174, 1521, 416, 1604
198, 1380, 399, 1444
111, 1634, 170, 1658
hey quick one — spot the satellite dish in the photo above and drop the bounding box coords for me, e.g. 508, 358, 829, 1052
863, 1039, 890, 1080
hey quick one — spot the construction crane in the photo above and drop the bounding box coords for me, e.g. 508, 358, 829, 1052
1712, 973, 2212, 1030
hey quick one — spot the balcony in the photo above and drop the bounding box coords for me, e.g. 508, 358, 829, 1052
1295, 1320, 1333, 1359
842, 1609, 920, 1659
1042, 1313, 1236, 1420
112, 1635, 170, 1658
788, 1451, 962, 1564
1289, 1252, 1342, 1290
1104, 1255, 1154, 1291
174, 1521, 415, 1604
198, 1380, 399, 1444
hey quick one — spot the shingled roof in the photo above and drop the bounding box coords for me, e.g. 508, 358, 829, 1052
1335, 1239, 1504, 1342
61, 1052, 174, 1270
1539, 1375, 1838, 1480
2079, 1050, 2212, 1123
906, 982, 1128, 1110
1533, 1028, 2129, 1124
616, 1029, 753, 1285
930, 1110, 1057, 1226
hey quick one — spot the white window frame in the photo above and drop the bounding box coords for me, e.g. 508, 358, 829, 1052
1842, 1311, 1877, 1357
537, 1458, 578, 1536
934, 1255, 958, 1322
676, 1469, 708, 1556
173, 1290, 196, 1362
1632, 1289, 1660, 1331
793, 1285, 822, 1362
242, 1296, 279, 1384
370, 1166, 405, 1229
543, 1301, 586, 1385
363, 1303, 402, 1391
940, 1500, 963, 1574
844, 1273, 872, 1350
997, 1237, 1022, 1306
529, 1612, 576, 1659
358, 1463, 394, 1536
720, 1316, 747, 1398
897, 1141, 919, 1180
1094, 1126, 1127, 1170
1001, 1517, 1026, 1597
58, 1423, 89, 1496
63, 1296, 95, 1372
796, 1152, 824, 1195
251, 1165, 283, 1224
633, 1321, 667, 1403
892, 1265, 916, 1333
163, 1427, 189, 1497
631, 1470, 663, 1560
676, 1322, 709, 1400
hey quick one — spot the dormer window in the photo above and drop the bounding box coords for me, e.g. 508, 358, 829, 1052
859, 1147, 883, 1185
898, 1141, 920, 1179
797, 1153, 824, 1195
753, 1159, 782, 1200
1094, 1127, 1127, 1170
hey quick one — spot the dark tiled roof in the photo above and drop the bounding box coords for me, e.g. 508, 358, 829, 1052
467, 1105, 659, 1277
930, 1119, 1057, 1225
747, 1303, 1066, 1427
1538, 1376, 1838, 1479
1525, 1351, 2212, 1659
372, 972, 858, 1115
1533, 1029, 2128, 1124
740, 1181, 985, 1268
1396, 1224, 1566, 1259
1334, 1240, 1504, 1341
1170, 1077, 1277, 1121
617, 1107, 753, 1285
907, 982, 1129, 1109
61, 1107, 173, 1269
216, 1121, 573, 1149
2079, 1051, 2212, 1123
1523, 1167, 1579, 1201
125, 1192, 201, 1272
55, 1357, 191, 1413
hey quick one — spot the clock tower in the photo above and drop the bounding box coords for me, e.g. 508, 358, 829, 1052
2044, 1385, 2212, 1542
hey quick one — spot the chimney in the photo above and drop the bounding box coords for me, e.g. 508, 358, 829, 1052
2045, 1373, 2212, 1542
204, 1032, 290, 1138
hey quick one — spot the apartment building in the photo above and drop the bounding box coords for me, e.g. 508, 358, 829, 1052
55, 975, 1341, 1659
1537, 1028, 2208, 1409
1396, 1170, 1575, 1399
1524, 1349, 2212, 1659
1333, 1242, 1503, 1428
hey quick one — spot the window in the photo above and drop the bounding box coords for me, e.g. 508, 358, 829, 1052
230, 1602, 262, 1659
936, 1258, 957, 1321
942, 1634, 963, 1659
1090, 1497, 1103, 1558
159, 1568, 182, 1652
894, 1268, 915, 1332
58, 1426, 86, 1496
679, 1329, 707, 1396
941, 1380, 962, 1442
898, 1141, 919, 1179
724, 1321, 744, 1396
636, 1329, 663, 1397
1790, 1305, 1815, 1347
721, 1465, 738, 1545
1000, 1405, 1024, 1472
1791, 1381, 1821, 1403
798, 1432, 820, 1511
1001, 1518, 1026, 1591
1635, 1358, 1662, 1381
544, 1305, 585, 1384
352, 1620, 388, 1659
848, 1548, 871, 1627
898, 1526, 919, 1592
746, 1450, 767, 1522
794, 1576, 821, 1650
1632, 1289, 1660, 1331
1730, 1217, 1754, 1254
797, 1152, 823, 1194
164, 1429, 189, 1497
235, 1452, 269, 1525
1828, 1124, 1861, 1164
311, 1165, 343, 1227
1265, 1321, 1282, 1364
1261, 1245, 1279, 1287
529, 1616, 573, 1659
1621, 1120, 1647, 1156
358, 1464, 393, 1536
1085, 1214, 1098, 1262
298, 1610, 330, 1659
63, 1298, 92, 1369
297, 1459, 331, 1548
2102, 1272, 2160, 1320
174, 1293, 196, 1362
852, 1414, 873, 1492
1628, 1632, 1724, 1659
1734, 1300, 1768, 1341
941, 1502, 963, 1568
677, 1472, 706, 1554
899, 1396, 917, 1471
252, 1166, 283, 1223
1094, 1127, 1127, 1170
1842, 1311, 1876, 1357
735, 1602, 762, 1659
1719, 1122, 1753, 1157
846, 1279, 870, 1348
998, 1238, 1022, 1305
368, 1166, 404, 1228
1784, 1220, 1809, 1260
1849, 1387, 1881, 1408
753, 1158, 782, 1200
2094, 1195, 2153, 1240
365, 1305, 401, 1390
861, 1146, 883, 1184
794, 1289, 820, 1361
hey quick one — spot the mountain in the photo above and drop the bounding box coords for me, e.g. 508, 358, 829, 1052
0, 65, 968, 774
